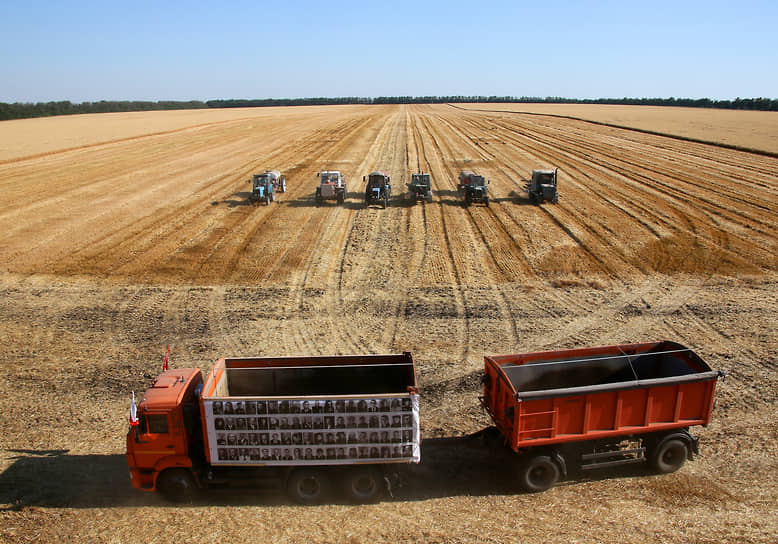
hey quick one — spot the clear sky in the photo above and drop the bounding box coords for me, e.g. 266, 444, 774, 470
1, 0, 776, 103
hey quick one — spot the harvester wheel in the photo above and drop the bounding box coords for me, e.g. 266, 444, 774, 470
342, 467, 385, 504
337, 191, 344, 205
287, 468, 330, 505
518, 455, 560, 493
650, 438, 688, 474
157, 468, 197, 503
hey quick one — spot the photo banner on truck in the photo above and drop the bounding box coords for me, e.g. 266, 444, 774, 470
204, 394, 421, 465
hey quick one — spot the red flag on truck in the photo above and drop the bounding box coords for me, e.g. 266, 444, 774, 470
130, 391, 139, 426
163, 345, 169, 371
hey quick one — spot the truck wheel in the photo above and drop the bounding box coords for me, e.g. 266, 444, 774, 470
156, 468, 197, 503
287, 468, 329, 505
343, 467, 384, 504
650, 438, 688, 474
519, 455, 560, 493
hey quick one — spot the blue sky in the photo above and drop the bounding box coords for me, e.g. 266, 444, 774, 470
1, 0, 776, 102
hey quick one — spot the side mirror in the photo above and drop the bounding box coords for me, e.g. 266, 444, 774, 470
362, 176, 365, 182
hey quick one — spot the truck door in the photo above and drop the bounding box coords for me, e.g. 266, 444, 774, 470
133, 412, 178, 467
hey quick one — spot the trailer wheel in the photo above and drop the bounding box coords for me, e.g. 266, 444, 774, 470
343, 467, 384, 504
650, 438, 688, 474
519, 455, 560, 493
156, 468, 197, 503
287, 468, 329, 505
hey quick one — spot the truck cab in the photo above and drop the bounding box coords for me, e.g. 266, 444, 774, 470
126, 368, 204, 493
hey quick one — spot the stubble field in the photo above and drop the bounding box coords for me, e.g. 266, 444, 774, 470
0, 104, 776, 543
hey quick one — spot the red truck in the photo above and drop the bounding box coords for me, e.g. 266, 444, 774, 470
126, 353, 419, 504
481, 340, 724, 492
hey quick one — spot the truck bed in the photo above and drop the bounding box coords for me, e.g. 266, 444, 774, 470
482, 341, 723, 450
200, 353, 420, 466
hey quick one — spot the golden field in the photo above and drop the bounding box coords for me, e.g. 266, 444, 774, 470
458, 103, 778, 155
0, 104, 776, 543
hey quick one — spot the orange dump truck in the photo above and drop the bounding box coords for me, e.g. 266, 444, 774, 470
481, 341, 724, 491
127, 353, 419, 503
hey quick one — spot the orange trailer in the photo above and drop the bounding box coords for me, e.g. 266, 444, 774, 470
481, 341, 724, 491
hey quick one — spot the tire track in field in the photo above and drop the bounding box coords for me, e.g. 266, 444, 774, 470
271, 112, 397, 357
416, 109, 523, 358
474, 112, 776, 273
334, 105, 412, 354
381, 107, 436, 353
450, 112, 658, 279
482, 115, 768, 276
0, 119, 280, 273
175, 117, 379, 285
438, 113, 605, 280
3, 113, 373, 283
435, 112, 618, 282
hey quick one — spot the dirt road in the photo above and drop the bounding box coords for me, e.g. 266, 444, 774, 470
0, 104, 776, 543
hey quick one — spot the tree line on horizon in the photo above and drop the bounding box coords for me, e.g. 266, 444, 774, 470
1, 95, 776, 121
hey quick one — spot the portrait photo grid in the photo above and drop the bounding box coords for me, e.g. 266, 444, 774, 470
205, 395, 420, 465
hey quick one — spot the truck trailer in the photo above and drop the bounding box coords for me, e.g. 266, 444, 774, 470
127, 353, 419, 504
481, 340, 724, 492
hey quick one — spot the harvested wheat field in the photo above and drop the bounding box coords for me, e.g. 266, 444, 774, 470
0, 104, 777, 543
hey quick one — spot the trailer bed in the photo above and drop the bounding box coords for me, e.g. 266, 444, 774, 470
200, 353, 420, 466
482, 341, 723, 450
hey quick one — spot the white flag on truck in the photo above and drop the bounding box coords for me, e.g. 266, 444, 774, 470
130, 391, 139, 426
